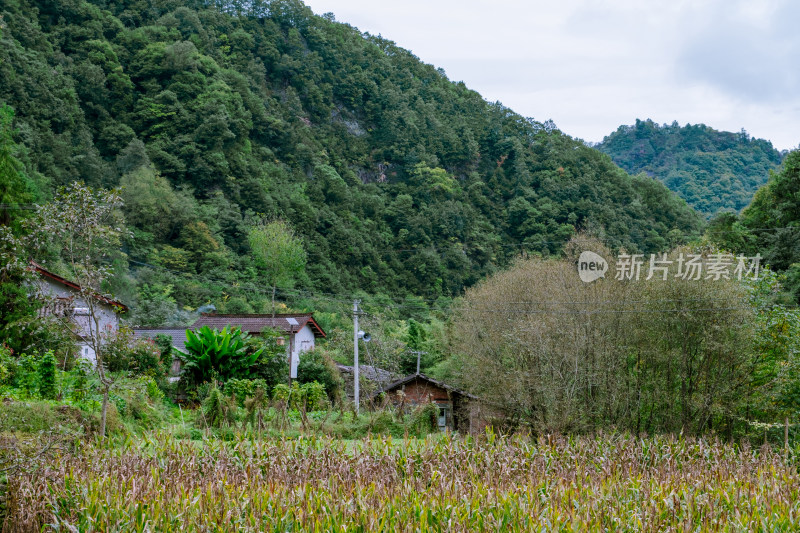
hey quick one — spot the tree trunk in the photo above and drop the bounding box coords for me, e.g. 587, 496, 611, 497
785, 417, 790, 464
271, 284, 276, 318
100, 386, 109, 437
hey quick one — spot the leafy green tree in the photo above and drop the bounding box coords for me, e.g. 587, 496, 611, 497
399, 318, 431, 374
0, 0, 703, 309
182, 325, 262, 385
132, 284, 177, 328
247, 219, 306, 315
449, 236, 764, 436
746, 271, 800, 424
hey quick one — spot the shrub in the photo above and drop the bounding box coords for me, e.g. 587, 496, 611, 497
272, 381, 329, 412
408, 402, 439, 435
248, 328, 289, 389
224, 378, 268, 406
302, 381, 328, 411
17, 353, 38, 398
203, 385, 237, 428
296, 350, 343, 402
37, 351, 56, 399
103, 327, 165, 377
69, 359, 93, 403
273, 383, 291, 405
0, 343, 17, 386
182, 326, 261, 386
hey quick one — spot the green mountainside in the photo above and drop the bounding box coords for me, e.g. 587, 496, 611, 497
705, 149, 800, 301
598, 119, 784, 216
0, 0, 700, 321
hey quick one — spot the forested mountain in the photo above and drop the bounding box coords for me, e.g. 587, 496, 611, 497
598, 119, 784, 216
705, 149, 800, 301
0, 0, 700, 322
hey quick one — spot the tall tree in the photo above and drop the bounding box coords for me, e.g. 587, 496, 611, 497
247, 219, 306, 315
29, 183, 128, 437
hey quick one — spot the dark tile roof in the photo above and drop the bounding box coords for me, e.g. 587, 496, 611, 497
31, 261, 129, 312
375, 373, 478, 400
132, 329, 188, 352
190, 313, 326, 337
336, 364, 400, 385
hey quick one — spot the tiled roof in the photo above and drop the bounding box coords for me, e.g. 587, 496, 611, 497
132, 329, 188, 352
190, 313, 326, 338
337, 364, 400, 384
31, 261, 129, 312
375, 373, 479, 400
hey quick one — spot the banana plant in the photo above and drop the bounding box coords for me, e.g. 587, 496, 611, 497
181, 326, 262, 385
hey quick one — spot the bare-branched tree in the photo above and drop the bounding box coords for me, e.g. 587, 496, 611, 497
28, 183, 128, 437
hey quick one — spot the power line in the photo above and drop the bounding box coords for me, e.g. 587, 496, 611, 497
126, 256, 790, 315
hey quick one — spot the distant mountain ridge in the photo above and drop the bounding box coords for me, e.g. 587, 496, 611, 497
597, 119, 784, 216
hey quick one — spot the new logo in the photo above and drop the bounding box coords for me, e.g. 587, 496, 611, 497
578, 251, 608, 283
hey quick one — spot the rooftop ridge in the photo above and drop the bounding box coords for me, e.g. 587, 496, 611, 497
199, 312, 314, 318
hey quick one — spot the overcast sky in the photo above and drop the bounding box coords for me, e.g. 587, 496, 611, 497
303, 0, 800, 151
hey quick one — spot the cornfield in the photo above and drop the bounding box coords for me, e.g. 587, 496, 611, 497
5, 432, 800, 531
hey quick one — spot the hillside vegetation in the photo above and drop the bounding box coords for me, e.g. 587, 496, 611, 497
598, 119, 783, 216
1, 0, 699, 318
705, 149, 800, 301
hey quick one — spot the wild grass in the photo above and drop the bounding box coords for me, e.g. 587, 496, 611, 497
5, 431, 800, 531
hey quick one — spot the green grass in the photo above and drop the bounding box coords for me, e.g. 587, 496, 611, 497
0, 400, 85, 434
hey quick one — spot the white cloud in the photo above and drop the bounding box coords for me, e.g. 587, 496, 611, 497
303, 0, 800, 150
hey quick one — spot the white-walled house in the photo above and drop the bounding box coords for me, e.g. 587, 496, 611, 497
32, 261, 128, 363
189, 313, 326, 378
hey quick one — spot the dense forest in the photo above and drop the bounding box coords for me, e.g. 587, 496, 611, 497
598, 119, 784, 216
1, 0, 700, 323
706, 150, 800, 301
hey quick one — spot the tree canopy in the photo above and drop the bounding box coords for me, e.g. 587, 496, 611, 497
0, 0, 700, 318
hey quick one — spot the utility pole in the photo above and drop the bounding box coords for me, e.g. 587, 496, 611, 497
410, 350, 427, 375
353, 299, 360, 415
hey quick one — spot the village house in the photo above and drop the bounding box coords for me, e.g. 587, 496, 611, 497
375, 373, 490, 433
31, 261, 128, 363
134, 313, 326, 378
